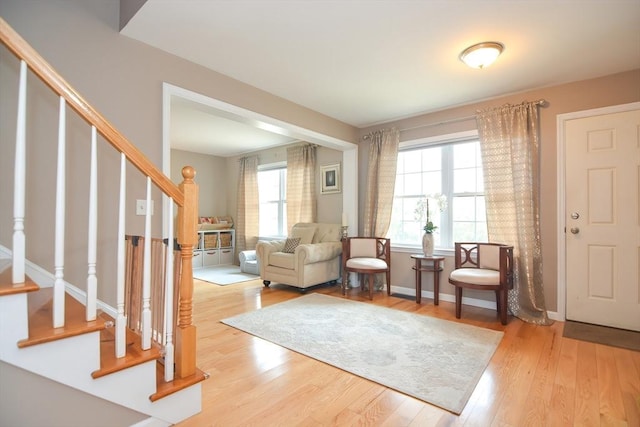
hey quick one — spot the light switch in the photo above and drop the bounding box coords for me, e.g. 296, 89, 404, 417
136, 199, 154, 216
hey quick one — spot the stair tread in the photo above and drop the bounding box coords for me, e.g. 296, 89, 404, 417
151, 363, 208, 402
18, 289, 105, 348
0, 260, 40, 296
93, 313, 162, 379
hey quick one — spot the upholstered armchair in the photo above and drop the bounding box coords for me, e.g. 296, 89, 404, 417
255, 223, 343, 290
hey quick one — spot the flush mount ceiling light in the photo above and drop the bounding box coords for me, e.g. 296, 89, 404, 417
459, 42, 504, 69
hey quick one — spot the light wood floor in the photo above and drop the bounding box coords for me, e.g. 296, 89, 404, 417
177, 279, 640, 427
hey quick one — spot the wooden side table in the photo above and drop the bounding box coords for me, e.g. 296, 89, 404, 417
411, 254, 445, 304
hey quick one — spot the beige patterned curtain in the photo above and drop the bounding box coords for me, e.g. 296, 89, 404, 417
363, 128, 399, 237
236, 156, 259, 257
287, 144, 316, 230
476, 101, 552, 325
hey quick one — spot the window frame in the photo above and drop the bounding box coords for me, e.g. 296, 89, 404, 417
389, 130, 485, 255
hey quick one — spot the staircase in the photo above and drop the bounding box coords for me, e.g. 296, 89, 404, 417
0, 17, 206, 426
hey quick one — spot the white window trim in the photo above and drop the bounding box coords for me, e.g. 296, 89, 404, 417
258, 160, 287, 171
399, 129, 479, 150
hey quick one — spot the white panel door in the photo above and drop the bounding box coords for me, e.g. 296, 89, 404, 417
565, 107, 640, 331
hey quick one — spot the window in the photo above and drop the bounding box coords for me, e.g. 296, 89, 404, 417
258, 165, 287, 237
387, 133, 487, 250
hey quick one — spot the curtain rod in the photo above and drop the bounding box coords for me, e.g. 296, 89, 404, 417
362, 99, 547, 139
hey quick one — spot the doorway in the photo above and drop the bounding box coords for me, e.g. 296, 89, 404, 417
160, 83, 359, 238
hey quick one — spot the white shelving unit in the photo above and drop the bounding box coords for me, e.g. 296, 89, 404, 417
193, 229, 235, 269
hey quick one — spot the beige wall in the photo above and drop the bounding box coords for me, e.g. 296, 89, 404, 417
170, 149, 227, 217
359, 69, 640, 313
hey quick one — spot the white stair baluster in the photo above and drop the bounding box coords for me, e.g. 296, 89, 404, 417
86, 126, 98, 321
115, 153, 127, 358
164, 200, 175, 381
141, 177, 152, 349
12, 60, 27, 284
53, 96, 66, 328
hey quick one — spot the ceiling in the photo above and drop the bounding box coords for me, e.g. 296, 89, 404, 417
169, 96, 298, 157
121, 0, 640, 156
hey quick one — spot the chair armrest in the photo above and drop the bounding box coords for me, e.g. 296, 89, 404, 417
239, 250, 256, 263
256, 240, 285, 264
295, 241, 342, 264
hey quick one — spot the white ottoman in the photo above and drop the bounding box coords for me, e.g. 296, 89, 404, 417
239, 250, 259, 275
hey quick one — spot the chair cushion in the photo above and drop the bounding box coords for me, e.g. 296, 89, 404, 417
291, 226, 316, 244
346, 257, 388, 270
269, 252, 296, 269
450, 268, 500, 286
479, 245, 500, 270
350, 239, 377, 257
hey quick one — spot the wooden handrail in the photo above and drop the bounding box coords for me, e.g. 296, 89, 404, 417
0, 17, 183, 206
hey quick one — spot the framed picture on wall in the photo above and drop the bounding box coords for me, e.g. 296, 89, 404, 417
320, 163, 341, 194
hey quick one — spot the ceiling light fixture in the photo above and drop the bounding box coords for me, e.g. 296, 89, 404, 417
459, 42, 504, 69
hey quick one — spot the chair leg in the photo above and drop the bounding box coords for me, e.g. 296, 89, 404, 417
342, 273, 347, 295
455, 287, 463, 318
498, 289, 508, 325
368, 274, 374, 300
386, 270, 391, 296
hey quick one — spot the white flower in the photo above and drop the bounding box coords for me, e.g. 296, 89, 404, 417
414, 194, 448, 234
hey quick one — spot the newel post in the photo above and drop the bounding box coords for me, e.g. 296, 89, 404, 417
176, 166, 198, 378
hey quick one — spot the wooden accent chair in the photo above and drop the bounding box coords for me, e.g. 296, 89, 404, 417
342, 237, 391, 300
448, 242, 514, 324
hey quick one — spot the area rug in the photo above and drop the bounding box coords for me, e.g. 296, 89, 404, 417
221, 293, 503, 414
193, 265, 257, 286
563, 320, 640, 351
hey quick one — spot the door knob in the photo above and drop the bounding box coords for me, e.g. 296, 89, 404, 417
570, 227, 580, 234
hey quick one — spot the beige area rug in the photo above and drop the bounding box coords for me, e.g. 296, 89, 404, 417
193, 265, 257, 286
221, 294, 503, 414
563, 321, 640, 351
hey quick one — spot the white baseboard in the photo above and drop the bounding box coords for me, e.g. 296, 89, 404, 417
390, 285, 562, 322
0, 244, 117, 318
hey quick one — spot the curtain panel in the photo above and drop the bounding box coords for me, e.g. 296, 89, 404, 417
287, 144, 317, 231
363, 128, 399, 238
476, 101, 552, 325
236, 156, 259, 256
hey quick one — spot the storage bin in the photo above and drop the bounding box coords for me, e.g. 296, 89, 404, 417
204, 234, 218, 249
220, 232, 232, 248
220, 248, 233, 264
203, 250, 219, 267
192, 251, 203, 269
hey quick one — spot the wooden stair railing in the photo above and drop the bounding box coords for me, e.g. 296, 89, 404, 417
0, 17, 200, 381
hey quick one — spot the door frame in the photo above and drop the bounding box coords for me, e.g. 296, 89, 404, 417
556, 101, 640, 322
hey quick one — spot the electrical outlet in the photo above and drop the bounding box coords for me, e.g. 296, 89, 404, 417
136, 199, 154, 216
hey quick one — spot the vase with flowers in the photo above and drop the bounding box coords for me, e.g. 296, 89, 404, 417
414, 194, 447, 257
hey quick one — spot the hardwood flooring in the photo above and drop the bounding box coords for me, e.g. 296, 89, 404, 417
176, 279, 640, 426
